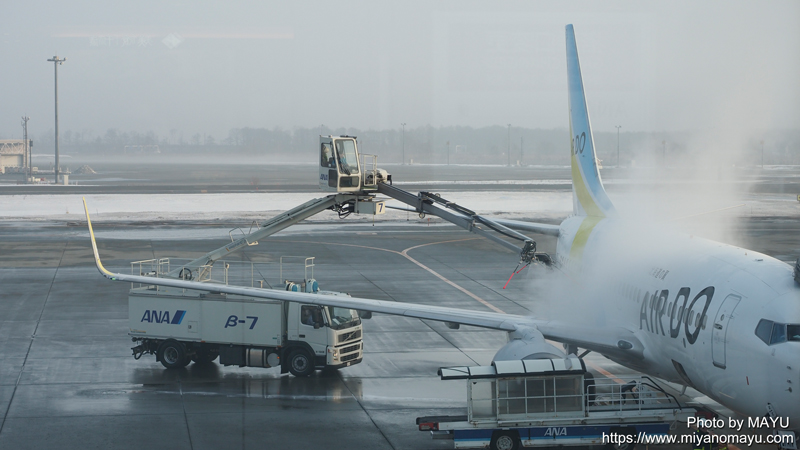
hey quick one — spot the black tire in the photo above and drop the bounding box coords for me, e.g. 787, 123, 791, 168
191, 346, 218, 364
288, 349, 314, 377
157, 340, 189, 369
490, 430, 519, 450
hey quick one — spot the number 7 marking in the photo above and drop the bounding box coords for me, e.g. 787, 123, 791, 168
246, 316, 258, 329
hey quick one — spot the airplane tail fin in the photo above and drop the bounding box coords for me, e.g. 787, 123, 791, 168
566, 25, 616, 218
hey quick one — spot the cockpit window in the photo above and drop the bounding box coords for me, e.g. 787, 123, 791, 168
755, 319, 772, 344
755, 319, 800, 345
771, 323, 787, 345
788, 324, 800, 342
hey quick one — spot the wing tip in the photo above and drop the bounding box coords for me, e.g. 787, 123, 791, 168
82, 198, 113, 278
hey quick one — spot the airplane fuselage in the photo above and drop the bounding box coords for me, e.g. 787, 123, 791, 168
556, 215, 800, 429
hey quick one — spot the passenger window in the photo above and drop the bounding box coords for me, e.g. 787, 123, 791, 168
755, 319, 773, 345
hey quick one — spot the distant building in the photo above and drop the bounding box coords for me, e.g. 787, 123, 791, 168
0, 139, 31, 174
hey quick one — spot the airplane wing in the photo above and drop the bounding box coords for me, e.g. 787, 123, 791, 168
82, 199, 642, 360
489, 218, 561, 236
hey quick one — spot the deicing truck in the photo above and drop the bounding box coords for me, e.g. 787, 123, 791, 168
127, 258, 363, 376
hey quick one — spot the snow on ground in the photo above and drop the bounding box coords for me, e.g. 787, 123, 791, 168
1, 190, 797, 223
392, 180, 571, 186
0, 191, 573, 223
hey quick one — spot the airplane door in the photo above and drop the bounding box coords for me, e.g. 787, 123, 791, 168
711, 294, 741, 369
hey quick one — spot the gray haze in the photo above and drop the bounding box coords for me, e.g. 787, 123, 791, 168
2, 0, 799, 140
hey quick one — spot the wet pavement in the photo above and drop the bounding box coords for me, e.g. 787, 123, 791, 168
0, 222, 543, 450
1, 218, 796, 449
3, 158, 800, 449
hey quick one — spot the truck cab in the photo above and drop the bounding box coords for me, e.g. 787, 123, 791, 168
286, 302, 363, 371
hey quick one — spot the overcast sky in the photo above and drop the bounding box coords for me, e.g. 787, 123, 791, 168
2, 0, 799, 139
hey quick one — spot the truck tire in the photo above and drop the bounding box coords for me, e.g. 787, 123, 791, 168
158, 340, 189, 369
192, 346, 218, 364
288, 349, 314, 377
490, 430, 519, 450
606, 427, 636, 450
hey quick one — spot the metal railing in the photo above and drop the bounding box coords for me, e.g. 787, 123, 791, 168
360, 153, 378, 188
468, 375, 683, 423
586, 376, 680, 413
279, 256, 315, 285
129, 258, 272, 291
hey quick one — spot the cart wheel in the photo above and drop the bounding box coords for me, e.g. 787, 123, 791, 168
288, 349, 314, 377
607, 440, 637, 450
490, 430, 519, 450
157, 340, 189, 369
606, 427, 637, 450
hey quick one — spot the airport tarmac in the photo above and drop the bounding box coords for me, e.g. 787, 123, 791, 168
0, 216, 795, 450
2, 162, 799, 449
0, 222, 548, 450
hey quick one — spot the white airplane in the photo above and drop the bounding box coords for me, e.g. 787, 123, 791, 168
84, 25, 799, 437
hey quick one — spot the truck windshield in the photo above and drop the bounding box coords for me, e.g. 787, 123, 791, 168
326, 307, 360, 330
334, 140, 359, 175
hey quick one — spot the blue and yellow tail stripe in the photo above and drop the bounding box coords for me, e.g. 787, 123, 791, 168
566, 25, 616, 220
565, 25, 616, 262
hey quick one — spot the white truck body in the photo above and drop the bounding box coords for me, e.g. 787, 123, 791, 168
130, 289, 284, 346
126, 259, 364, 376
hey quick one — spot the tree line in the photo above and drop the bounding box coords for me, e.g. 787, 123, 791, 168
17, 126, 800, 167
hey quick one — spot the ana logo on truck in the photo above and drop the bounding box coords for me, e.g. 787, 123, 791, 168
141, 310, 186, 325
544, 427, 568, 437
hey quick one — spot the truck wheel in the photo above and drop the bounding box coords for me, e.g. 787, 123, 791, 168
158, 340, 189, 369
288, 349, 314, 377
490, 430, 519, 450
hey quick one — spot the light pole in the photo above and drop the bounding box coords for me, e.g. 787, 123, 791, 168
401, 123, 406, 165
47, 55, 66, 184
507, 124, 511, 166
447, 141, 450, 165
615, 125, 621, 167
21, 116, 30, 183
